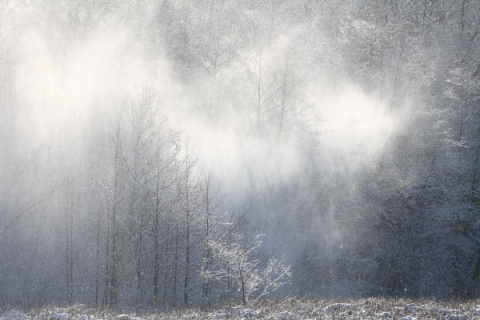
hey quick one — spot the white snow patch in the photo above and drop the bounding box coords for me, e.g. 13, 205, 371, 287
0, 311, 29, 320
48, 313, 69, 320
323, 303, 355, 315
279, 310, 294, 319
405, 303, 417, 313
475, 306, 480, 316
227, 307, 238, 317
241, 310, 257, 318
295, 300, 306, 310
214, 313, 227, 319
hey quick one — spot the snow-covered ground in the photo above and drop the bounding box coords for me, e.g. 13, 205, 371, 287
2, 298, 480, 319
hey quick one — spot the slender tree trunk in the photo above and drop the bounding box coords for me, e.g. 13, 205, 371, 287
153, 170, 161, 308
103, 208, 110, 309
136, 209, 145, 308
95, 207, 101, 308
184, 219, 190, 306
227, 263, 232, 304
202, 180, 211, 306
473, 249, 480, 297
183, 193, 190, 305
240, 267, 246, 306
108, 126, 122, 309
172, 222, 179, 307
110, 199, 118, 308
163, 236, 170, 307
183, 154, 191, 306
65, 175, 74, 305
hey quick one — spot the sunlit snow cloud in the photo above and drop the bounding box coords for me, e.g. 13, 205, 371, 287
307, 84, 398, 167
12, 21, 179, 148
9, 8, 400, 203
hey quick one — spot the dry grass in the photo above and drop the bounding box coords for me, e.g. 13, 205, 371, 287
2, 298, 480, 319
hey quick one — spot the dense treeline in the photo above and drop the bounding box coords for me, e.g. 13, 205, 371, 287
0, 0, 479, 310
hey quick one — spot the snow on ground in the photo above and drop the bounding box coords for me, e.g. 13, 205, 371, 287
2, 299, 480, 319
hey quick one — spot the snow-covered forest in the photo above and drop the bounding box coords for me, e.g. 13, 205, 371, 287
0, 0, 480, 310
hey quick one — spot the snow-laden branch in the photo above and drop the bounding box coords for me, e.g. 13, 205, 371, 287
202, 234, 291, 306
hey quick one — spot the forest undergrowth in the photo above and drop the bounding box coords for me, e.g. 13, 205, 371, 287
3, 297, 480, 320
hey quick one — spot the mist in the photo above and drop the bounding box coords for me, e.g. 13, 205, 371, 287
1, 0, 479, 309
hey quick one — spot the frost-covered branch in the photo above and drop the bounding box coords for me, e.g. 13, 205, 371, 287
203, 233, 291, 306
